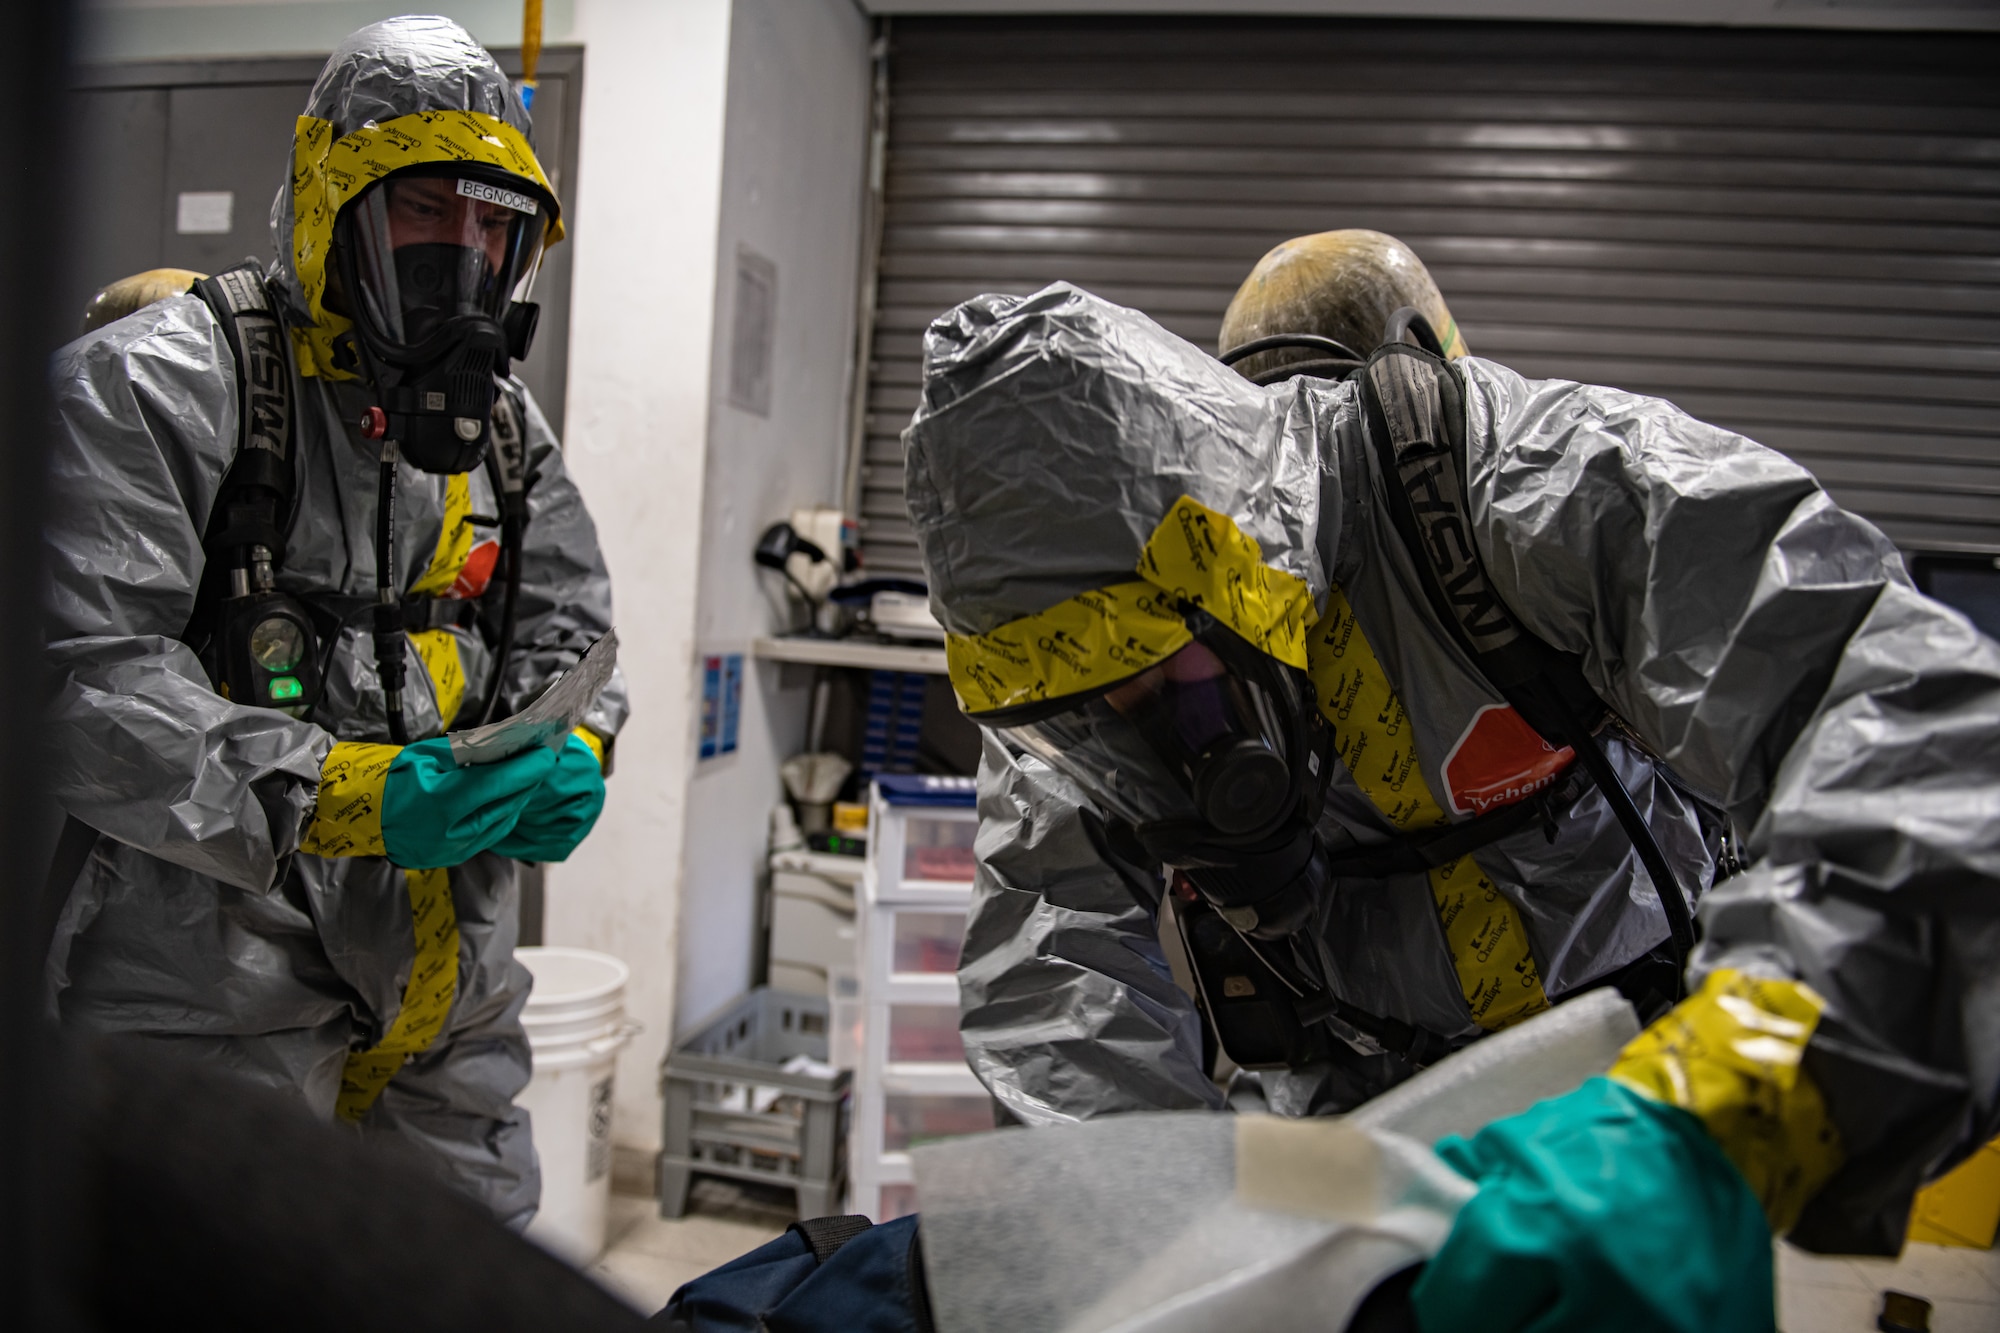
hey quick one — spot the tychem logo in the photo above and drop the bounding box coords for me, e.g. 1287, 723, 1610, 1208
1442, 704, 1573, 817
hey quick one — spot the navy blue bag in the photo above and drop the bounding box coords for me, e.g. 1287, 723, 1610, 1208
651, 1214, 933, 1333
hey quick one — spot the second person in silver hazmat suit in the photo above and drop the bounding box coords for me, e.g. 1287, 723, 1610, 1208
44, 17, 627, 1226
903, 234, 1998, 1273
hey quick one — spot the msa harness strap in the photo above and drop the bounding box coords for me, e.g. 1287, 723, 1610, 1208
192, 262, 296, 561
1359, 339, 1697, 965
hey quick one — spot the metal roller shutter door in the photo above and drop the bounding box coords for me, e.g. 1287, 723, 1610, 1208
854, 17, 2000, 575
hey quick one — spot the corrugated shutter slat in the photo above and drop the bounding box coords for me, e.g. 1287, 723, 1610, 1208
854, 17, 2000, 573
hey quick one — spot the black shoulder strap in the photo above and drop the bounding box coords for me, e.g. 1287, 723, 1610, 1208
190, 261, 297, 560
181, 262, 298, 656
1359, 344, 1601, 733
1359, 342, 1697, 966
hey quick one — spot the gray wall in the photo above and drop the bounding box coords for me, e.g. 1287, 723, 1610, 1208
675, 0, 874, 1035
76, 1, 575, 62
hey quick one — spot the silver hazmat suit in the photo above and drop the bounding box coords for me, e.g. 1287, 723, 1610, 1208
43, 18, 628, 1226
906, 284, 1999, 1249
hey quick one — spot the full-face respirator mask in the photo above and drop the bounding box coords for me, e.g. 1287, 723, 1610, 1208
989, 612, 1335, 941
333, 163, 554, 475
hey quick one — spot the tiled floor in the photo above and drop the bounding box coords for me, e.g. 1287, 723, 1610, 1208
1779, 1237, 2000, 1332
585, 1176, 2000, 1329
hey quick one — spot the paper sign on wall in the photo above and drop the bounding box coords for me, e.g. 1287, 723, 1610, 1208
699, 653, 744, 760
176, 190, 234, 235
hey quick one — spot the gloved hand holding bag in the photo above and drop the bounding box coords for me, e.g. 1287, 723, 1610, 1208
491, 729, 607, 863
301, 737, 558, 868
1411, 970, 1843, 1333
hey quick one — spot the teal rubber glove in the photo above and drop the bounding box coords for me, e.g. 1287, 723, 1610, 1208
381, 736, 559, 869
1411, 1078, 1774, 1333
491, 732, 606, 863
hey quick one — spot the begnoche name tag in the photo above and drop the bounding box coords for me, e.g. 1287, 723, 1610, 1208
457, 177, 539, 214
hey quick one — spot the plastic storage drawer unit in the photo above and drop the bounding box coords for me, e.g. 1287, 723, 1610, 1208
849, 774, 998, 1220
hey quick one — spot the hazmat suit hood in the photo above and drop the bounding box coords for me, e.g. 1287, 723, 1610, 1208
903, 284, 1331, 639
267, 15, 537, 322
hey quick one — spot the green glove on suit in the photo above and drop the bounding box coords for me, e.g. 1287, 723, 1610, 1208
1411, 1078, 1773, 1333
1413, 970, 1846, 1333
304, 737, 558, 868
492, 730, 607, 863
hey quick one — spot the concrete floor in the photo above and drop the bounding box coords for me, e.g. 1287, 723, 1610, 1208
588, 1178, 791, 1314
584, 1174, 2000, 1329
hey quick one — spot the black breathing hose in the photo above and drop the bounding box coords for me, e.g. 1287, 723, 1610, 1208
1249, 357, 1363, 386
1383, 307, 1446, 357
473, 515, 522, 726
373, 457, 409, 746
1218, 332, 1367, 366
1541, 686, 1698, 971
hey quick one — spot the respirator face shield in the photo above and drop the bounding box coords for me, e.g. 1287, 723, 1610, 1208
994, 623, 1331, 937
334, 162, 555, 473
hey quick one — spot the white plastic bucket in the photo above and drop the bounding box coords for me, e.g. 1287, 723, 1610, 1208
516, 947, 641, 1265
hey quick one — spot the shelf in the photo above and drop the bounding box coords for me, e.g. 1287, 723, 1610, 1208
876, 975, 962, 1005
883, 1060, 982, 1085
881, 1065, 988, 1096
769, 848, 866, 885
870, 884, 977, 910
752, 635, 948, 674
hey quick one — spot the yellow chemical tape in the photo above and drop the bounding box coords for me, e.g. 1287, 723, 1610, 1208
1306, 591, 1445, 830
946, 496, 1311, 715
409, 473, 475, 597
289, 110, 561, 379
1306, 587, 1549, 1031
1909, 1137, 2000, 1249
1430, 855, 1546, 1029
1136, 497, 1314, 670
572, 726, 606, 766
409, 629, 467, 732
1610, 968, 1843, 1233
404, 473, 476, 729
301, 741, 398, 858
946, 580, 1190, 714
337, 866, 460, 1122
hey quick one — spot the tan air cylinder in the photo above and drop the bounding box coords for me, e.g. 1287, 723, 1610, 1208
82, 268, 207, 335
1218, 230, 1465, 383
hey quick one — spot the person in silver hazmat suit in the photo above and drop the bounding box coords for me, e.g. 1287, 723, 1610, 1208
902, 232, 1999, 1305
44, 17, 627, 1227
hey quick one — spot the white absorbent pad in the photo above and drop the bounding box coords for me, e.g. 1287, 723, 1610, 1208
910, 987, 1640, 1332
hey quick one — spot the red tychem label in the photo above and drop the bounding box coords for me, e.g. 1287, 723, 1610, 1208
452, 540, 500, 599
1442, 704, 1574, 817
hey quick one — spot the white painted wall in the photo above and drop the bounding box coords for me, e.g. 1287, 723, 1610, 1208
540, 0, 734, 1154
676, 0, 873, 1038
